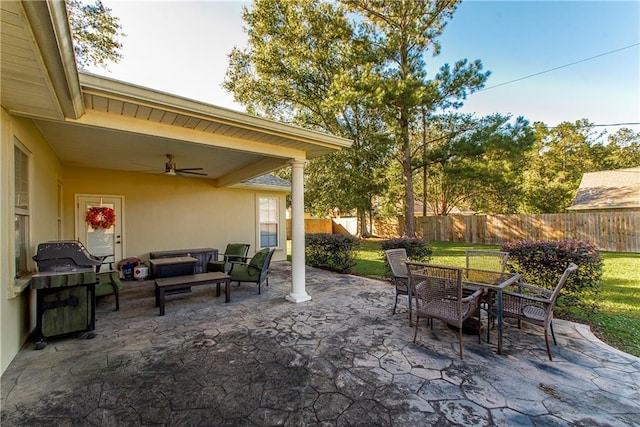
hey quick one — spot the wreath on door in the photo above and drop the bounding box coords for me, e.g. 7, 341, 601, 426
86, 206, 116, 229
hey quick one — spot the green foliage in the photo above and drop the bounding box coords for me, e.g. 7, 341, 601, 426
414, 113, 534, 215
594, 128, 640, 170
305, 233, 360, 273
501, 240, 603, 311
66, 0, 124, 69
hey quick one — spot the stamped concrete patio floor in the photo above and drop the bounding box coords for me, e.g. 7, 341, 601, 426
2, 262, 639, 426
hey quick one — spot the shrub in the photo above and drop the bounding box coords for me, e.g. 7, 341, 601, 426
380, 238, 433, 276
501, 239, 603, 311
305, 233, 360, 273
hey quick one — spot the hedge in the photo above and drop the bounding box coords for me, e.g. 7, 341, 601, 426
305, 233, 360, 273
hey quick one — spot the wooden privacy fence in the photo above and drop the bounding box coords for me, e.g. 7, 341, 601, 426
290, 212, 639, 252
400, 212, 639, 253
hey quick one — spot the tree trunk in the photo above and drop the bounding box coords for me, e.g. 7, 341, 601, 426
401, 109, 415, 238
422, 107, 428, 218
358, 208, 369, 237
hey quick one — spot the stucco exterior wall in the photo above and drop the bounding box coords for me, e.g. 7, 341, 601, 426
62, 168, 288, 263
1, 111, 64, 374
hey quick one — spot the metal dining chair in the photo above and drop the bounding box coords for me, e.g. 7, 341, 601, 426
384, 248, 412, 324
407, 262, 483, 360
489, 263, 578, 360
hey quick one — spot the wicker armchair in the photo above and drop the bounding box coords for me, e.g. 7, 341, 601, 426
490, 263, 578, 360
384, 248, 412, 322
407, 262, 483, 359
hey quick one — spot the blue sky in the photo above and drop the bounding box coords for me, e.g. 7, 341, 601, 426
88, 1, 640, 134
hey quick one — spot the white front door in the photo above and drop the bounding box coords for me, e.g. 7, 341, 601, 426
75, 195, 124, 267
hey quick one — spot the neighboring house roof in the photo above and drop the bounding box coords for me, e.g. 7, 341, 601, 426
569, 167, 640, 211
1, 1, 352, 187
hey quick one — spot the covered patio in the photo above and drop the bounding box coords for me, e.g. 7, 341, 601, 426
2, 264, 639, 425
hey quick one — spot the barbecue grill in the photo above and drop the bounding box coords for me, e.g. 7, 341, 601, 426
30, 241, 100, 349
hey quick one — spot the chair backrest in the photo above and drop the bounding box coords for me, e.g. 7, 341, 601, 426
253, 248, 275, 282
549, 262, 578, 303
225, 243, 250, 261
407, 262, 463, 308
385, 248, 409, 279
465, 250, 509, 273
247, 248, 274, 278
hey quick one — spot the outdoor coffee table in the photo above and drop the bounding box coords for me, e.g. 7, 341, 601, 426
462, 268, 521, 354
154, 272, 231, 316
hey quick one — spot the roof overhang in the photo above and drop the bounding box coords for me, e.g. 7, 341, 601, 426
1, 0, 83, 120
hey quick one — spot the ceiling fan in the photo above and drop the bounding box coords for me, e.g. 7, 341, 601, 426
164, 154, 207, 176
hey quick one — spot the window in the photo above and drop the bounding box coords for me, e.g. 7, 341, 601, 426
14, 143, 30, 278
258, 196, 279, 248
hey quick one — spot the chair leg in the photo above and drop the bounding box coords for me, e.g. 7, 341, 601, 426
550, 321, 557, 345
459, 327, 464, 360
544, 328, 553, 361
114, 289, 120, 311
477, 309, 482, 344
392, 293, 399, 315
413, 316, 419, 343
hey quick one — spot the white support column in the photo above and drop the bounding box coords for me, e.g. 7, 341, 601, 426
286, 159, 311, 303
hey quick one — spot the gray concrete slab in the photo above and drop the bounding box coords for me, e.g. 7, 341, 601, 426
2, 262, 639, 426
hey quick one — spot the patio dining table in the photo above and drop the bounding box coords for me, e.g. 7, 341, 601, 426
462, 268, 521, 354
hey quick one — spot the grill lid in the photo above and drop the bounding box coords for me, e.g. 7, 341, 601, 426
33, 241, 101, 272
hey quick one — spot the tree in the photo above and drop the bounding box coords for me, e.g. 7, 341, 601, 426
593, 128, 640, 170
224, 0, 393, 235
66, 0, 124, 69
413, 114, 534, 215
340, 0, 490, 236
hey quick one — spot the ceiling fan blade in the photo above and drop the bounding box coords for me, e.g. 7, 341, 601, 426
179, 170, 208, 176
175, 167, 204, 172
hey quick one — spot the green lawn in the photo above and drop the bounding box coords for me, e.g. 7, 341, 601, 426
290, 239, 640, 357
